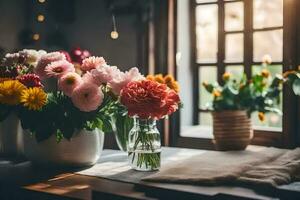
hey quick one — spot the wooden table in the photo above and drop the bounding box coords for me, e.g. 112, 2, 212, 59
0, 149, 299, 200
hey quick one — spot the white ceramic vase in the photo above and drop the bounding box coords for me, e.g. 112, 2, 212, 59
24, 129, 104, 167
0, 113, 24, 157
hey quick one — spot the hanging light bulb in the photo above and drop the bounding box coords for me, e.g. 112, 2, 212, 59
32, 33, 40, 41
37, 14, 45, 22
110, 14, 119, 39
38, 0, 46, 3
111, 31, 119, 39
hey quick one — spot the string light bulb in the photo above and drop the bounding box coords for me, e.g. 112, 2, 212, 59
37, 14, 45, 22
110, 14, 119, 40
32, 33, 40, 41
110, 31, 119, 39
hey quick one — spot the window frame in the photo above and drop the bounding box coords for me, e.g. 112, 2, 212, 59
172, 0, 299, 149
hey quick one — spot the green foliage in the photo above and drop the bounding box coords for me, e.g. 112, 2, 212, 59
0, 104, 12, 122
110, 102, 134, 151
202, 70, 283, 116
17, 91, 115, 142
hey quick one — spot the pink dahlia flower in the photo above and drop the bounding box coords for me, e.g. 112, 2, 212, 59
58, 72, 82, 96
35, 52, 66, 79
80, 56, 106, 72
45, 60, 75, 78
109, 67, 144, 95
71, 82, 103, 112
87, 65, 120, 86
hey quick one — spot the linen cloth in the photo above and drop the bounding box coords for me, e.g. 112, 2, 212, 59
143, 147, 300, 187
77, 146, 300, 187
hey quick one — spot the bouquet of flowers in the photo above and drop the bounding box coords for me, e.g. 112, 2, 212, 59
119, 74, 180, 170
0, 49, 47, 121
0, 49, 147, 144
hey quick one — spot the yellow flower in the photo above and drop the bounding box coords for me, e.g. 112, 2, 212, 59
0, 80, 26, 105
167, 81, 180, 93
258, 112, 265, 122
154, 74, 165, 84
164, 74, 175, 83
212, 89, 221, 97
222, 72, 231, 81
20, 87, 47, 110
164, 74, 179, 92
146, 74, 155, 81
261, 69, 270, 78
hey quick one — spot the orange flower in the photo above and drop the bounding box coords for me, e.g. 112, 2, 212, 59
146, 74, 155, 81
212, 89, 221, 97
222, 72, 231, 81
261, 69, 270, 78
164, 75, 179, 92
167, 81, 179, 93
154, 74, 165, 84
283, 70, 296, 78
258, 112, 265, 122
164, 74, 175, 83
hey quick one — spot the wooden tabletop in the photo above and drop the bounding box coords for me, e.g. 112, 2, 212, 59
0, 149, 299, 200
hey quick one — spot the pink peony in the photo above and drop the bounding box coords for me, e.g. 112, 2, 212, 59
71, 82, 103, 112
58, 72, 82, 96
45, 60, 75, 78
109, 67, 144, 95
80, 56, 106, 72
35, 52, 66, 79
87, 65, 120, 86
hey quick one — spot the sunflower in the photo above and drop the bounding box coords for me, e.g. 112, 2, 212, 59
20, 87, 47, 110
0, 80, 26, 105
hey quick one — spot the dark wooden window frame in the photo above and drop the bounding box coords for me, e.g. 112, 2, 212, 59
171, 0, 299, 149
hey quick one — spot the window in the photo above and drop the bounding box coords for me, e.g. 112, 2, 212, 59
175, 0, 298, 148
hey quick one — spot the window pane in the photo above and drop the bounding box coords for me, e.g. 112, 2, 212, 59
253, 30, 283, 62
196, 5, 218, 63
199, 66, 217, 109
252, 112, 282, 130
226, 65, 244, 81
196, 0, 217, 3
225, 2, 244, 31
251, 65, 283, 130
253, 0, 283, 29
252, 65, 283, 77
225, 33, 243, 62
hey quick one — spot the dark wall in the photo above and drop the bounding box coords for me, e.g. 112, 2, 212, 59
0, 0, 139, 70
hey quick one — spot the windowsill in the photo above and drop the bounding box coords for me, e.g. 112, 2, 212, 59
180, 125, 213, 139
180, 125, 282, 139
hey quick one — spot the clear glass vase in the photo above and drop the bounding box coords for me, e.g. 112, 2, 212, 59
128, 117, 161, 171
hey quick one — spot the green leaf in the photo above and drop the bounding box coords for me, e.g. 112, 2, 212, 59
292, 78, 300, 95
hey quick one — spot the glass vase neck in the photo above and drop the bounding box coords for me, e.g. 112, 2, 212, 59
134, 117, 156, 127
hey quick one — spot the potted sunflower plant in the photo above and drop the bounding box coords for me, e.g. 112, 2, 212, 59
203, 65, 282, 151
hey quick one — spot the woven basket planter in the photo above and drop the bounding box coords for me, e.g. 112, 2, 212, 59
212, 110, 253, 151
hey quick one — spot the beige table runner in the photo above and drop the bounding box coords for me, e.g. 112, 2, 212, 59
143, 147, 300, 187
